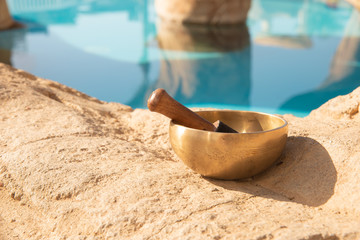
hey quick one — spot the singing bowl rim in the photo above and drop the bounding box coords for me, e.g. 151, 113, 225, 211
169, 110, 288, 134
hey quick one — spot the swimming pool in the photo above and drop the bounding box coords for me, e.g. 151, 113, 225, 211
1, 0, 359, 117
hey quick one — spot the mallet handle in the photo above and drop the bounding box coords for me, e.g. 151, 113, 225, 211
147, 89, 216, 131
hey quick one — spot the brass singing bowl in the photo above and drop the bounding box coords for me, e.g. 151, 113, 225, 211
169, 110, 288, 180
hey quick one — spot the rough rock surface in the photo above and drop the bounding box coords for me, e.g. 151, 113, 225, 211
0, 63, 359, 239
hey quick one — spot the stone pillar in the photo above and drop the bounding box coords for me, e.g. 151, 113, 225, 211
155, 0, 251, 25
153, 22, 251, 106
157, 20, 250, 52
0, 0, 14, 30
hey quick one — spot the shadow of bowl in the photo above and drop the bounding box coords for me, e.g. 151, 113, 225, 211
206, 136, 337, 207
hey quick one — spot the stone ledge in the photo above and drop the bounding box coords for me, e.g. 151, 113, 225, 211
0, 63, 359, 239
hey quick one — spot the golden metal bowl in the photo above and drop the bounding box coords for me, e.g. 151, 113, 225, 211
169, 110, 288, 180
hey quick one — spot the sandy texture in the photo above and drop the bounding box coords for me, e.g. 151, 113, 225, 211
0, 63, 359, 239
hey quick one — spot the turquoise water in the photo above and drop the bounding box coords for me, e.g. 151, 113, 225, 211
1, 0, 359, 117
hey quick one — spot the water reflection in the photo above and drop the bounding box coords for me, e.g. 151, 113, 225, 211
0, 19, 47, 66
128, 22, 251, 108
249, 0, 352, 38
280, 11, 360, 112
0, 27, 26, 65
1, 0, 359, 116
7, 0, 147, 23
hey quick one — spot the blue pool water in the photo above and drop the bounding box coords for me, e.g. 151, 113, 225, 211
1, 0, 360, 117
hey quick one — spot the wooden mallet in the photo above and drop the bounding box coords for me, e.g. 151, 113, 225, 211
147, 88, 238, 133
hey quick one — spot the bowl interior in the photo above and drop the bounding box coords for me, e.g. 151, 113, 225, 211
194, 110, 286, 133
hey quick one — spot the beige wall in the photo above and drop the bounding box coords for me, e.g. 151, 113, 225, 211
0, 0, 14, 30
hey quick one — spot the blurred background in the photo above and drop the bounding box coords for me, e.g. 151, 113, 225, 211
0, 0, 359, 117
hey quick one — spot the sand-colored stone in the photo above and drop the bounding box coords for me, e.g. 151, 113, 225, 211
157, 20, 250, 52
155, 0, 251, 25
0, 0, 14, 30
0, 63, 359, 239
